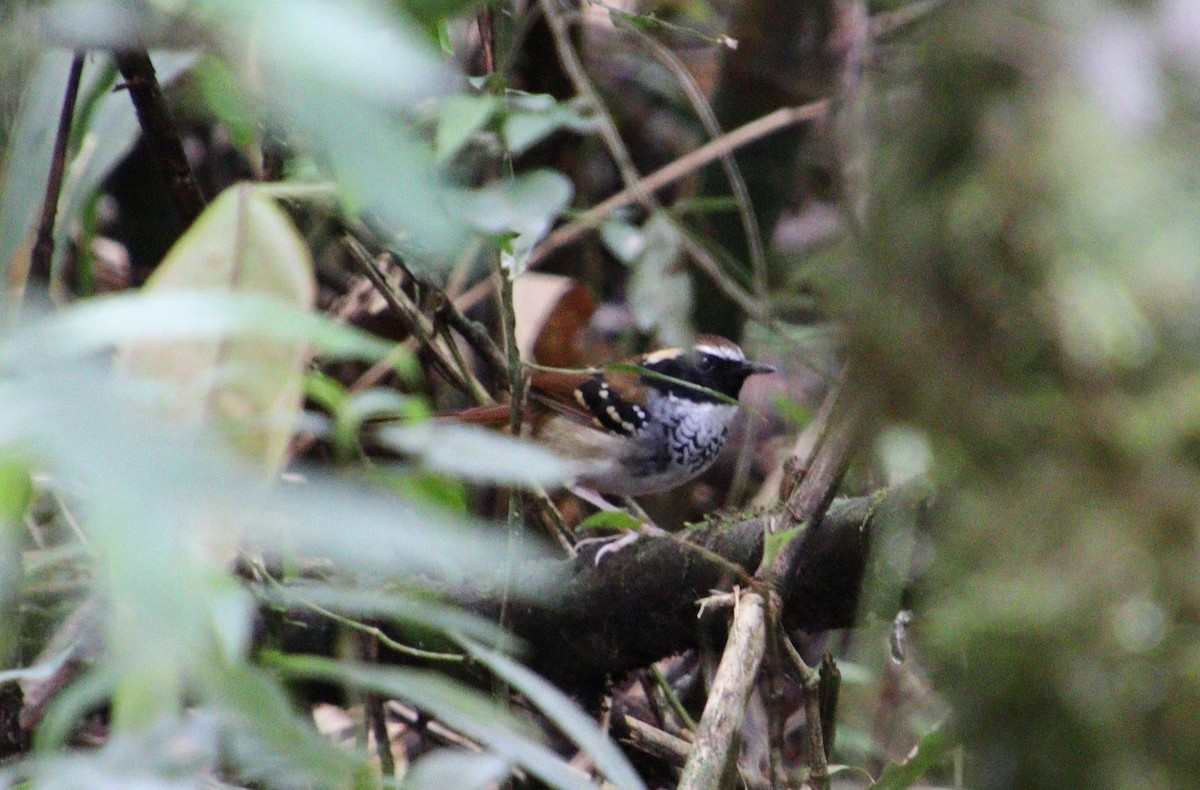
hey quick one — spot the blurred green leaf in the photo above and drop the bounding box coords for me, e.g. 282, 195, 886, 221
502, 94, 597, 155
258, 582, 517, 652
762, 524, 803, 568
868, 725, 954, 790
599, 217, 645, 265
0, 457, 31, 670
207, 663, 372, 789
577, 510, 642, 534
403, 750, 510, 790
454, 169, 573, 276
435, 93, 500, 163
249, 470, 551, 588
396, 0, 490, 32
191, 54, 258, 148
372, 420, 573, 488
4, 290, 394, 366
339, 387, 424, 453
115, 184, 316, 476
463, 640, 648, 790
212, 0, 472, 271
626, 212, 693, 347
24, 712, 222, 789
271, 654, 599, 790
234, 0, 455, 108
381, 468, 469, 514
456, 169, 573, 233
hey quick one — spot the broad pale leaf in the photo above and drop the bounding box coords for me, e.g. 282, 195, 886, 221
116, 184, 316, 476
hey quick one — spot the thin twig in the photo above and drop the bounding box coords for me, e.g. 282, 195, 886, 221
619, 714, 693, 766
387, 700, 485, 752
342, 235, 493, 405
780, 632, 831, 790
762, 609, 787, 788
361, 637, 397, 779
818, 651, 841, 760
526, 101, 829, 270
436, 297, 509, 389
453, 100, 827, 314
113, 48, 206, 226
258, 568, 466, 663
366, 694, 395, 777
540, 0, 772, 327
616, 22, 769, 306
496, 253, 526, 638
30, 52, 86, 286
538, 0, 646, 198
650, 664, 698, 732
675, 224, 767, 322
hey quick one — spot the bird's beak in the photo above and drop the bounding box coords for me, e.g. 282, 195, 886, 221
746, 361, 776, 375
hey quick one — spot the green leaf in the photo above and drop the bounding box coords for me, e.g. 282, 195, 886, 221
462, 640, 648, 790
258, 582, 517, 652
435, 93, 501, 162
6, 290, 395, 365
599, 217, 645, 265
383, 469, 469, 514
397, 0, 491, 32
577, 510, 642, 534
191, 54, 259, 147
454, 169, 574, 276
502, 94, 598, 155
339, 387, 426, 453
868, 725, 955, 790
403, 750, 510, 790
114, 184, 316, 476
270, 654, 599, 790
213, 0, 472, 271
248, 468, 552, 588
762, 524, 804, 567
235, 0, 455, 108
626, 212, 693, 347
372, 421, 573, 488
207, 663, 371, 789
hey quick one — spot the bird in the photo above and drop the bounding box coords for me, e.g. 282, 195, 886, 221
453, 334, 776, 500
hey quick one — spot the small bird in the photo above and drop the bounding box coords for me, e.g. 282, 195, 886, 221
455, 335, 775, 498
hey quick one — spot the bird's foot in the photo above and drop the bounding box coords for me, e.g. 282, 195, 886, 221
576, 524, 668, 565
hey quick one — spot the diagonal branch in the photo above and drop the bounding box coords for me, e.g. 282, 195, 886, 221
30, 52, 86, 288
528, 101, 829, 271
113, 48, 206, 228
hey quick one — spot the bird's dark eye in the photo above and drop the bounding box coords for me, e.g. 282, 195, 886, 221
696, 354, 713, 371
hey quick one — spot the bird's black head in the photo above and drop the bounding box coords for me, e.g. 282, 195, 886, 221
639, 336, 775, 403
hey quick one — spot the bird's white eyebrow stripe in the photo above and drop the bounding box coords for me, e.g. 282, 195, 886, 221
695, 343, 744, 361
642, 347, 681, 364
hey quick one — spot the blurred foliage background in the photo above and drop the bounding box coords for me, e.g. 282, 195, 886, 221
0, 0, 1198, 788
